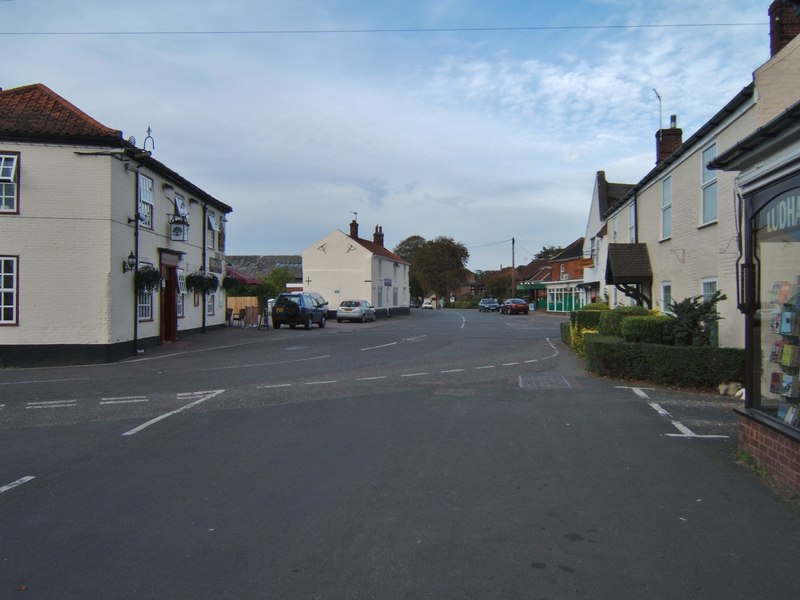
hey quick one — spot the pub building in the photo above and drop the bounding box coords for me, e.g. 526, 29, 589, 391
711, 99, 800, 493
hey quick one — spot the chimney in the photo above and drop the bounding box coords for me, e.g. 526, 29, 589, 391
656, 114, 682, 164
373, 225, 384, 247
769, 0, 800, 57
349, 219, 359, 238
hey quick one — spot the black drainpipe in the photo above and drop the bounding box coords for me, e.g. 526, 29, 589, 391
132, 167, 141, 355
201, 202, 208, 334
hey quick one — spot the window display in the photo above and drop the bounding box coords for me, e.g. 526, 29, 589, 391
755, 186, 800, 429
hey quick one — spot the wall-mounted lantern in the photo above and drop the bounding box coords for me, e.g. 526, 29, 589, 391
122, 252, 136, 273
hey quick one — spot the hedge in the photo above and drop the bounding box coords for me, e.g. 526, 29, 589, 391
620, 315, 674, 344
598, 305, 651, 337
584, 334, 745, 389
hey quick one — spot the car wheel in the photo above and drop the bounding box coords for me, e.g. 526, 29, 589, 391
289, 324, 296, 329
319, 315, 326, 328
273, 321, 281, 329
337, 318, 342, 323
305, 314, 313, 330
361, 314, 366, 323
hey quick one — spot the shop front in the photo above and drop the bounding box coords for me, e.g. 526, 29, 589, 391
711, 100, 800, 493
546, 282, 584, 313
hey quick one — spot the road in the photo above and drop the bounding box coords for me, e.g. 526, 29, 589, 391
1, 309, 798, 599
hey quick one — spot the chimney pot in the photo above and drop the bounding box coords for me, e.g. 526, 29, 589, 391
349, 219, 359, 238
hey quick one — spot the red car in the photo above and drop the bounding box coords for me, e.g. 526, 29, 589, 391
500, 298, 530, 315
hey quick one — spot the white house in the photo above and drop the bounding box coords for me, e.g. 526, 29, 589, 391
302, 220, 410, 314
0, 83, 232, 366
599, 1, 800, 348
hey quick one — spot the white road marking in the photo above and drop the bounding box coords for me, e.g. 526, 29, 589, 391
401, 372, 428, 377
502, 362, 520, 366
26, 400, 77, 409
256, 383, 293, 389
123, 390, 224, 436
100, 396, 148, 405
0, 476, 35, 494
616, 387, 729, 440
440, 369, 465, 373
355, 376, 387, 381
475, 365, 495, 370
524, 359, 539, 363
0, 377, 89, 386
304, 380, 338, 385
361, 342, 397, 351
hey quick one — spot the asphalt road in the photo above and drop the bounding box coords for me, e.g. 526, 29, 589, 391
1, 309, 798, 599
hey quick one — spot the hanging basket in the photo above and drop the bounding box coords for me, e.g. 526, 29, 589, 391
135, 266, 162, 292
222, 275, 240, 292
186, 272, 220, 294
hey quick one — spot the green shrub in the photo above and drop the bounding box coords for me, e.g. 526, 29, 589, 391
570, 309, 605, 330
570, 326, 597, 356
621, 315, 674, 344
598, 305, 651, 337
584, 335, 745, 389
582, 303, 610, 311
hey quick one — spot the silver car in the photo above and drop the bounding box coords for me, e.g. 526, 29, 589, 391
336, 299, 377, 323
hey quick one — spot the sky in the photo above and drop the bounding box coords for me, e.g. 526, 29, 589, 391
0, 0, 771, 271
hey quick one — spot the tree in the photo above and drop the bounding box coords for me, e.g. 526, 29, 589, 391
412, 236, 470, 299
536, 245, 563, 260
394, 235, 427, 301
485, 271, 511, 299
261, 267, 294, 299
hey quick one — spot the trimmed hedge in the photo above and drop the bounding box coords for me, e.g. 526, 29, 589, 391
620, 315, 674, 344
598, 306, 650, 337
584, 334, 745, 389
582, 303, 611, 311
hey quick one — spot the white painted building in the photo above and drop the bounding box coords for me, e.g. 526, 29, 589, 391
0, 84, 232, 366
302, 220, 410, 314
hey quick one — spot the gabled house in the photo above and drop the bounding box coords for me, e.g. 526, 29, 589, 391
301, 220, 410, 314
543, 238, 585, 312
516, 258, 552, 309
598, 0, 800, 349
580, 171, 634, 304
0, 83, 232, 366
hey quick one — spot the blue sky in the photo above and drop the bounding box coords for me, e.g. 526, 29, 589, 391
1, 0, 770, 270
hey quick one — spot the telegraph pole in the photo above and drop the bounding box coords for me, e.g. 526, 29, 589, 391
511, 237, 515, 296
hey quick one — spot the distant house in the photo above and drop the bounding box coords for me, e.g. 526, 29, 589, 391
302, 220, 410, 313
0, 83, 232, 366
543, 238, 585, 312
516, 259, 552, 309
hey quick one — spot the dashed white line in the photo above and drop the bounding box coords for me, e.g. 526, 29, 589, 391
355, 376, 388, 381
502, 362, 520, 366
256, 383, 293, 389
440, 369, 465, 374
0, 377, 89, 386
401, 372, 428, 377
100, 396, 148, 405
475, 365, 495, 370
304, 380, 338, 386
1, 476, 35, 494
26, 400, 77, 409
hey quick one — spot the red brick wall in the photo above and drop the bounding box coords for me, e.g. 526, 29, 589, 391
770, 0, 800, 57
738, 415, 800, 494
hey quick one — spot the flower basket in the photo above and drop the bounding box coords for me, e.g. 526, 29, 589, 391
186, 272, 220, 294
135, 266, 162, 292
222, 275, 240, 292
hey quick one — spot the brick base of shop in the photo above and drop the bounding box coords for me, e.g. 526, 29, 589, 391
738, 414, 800, 495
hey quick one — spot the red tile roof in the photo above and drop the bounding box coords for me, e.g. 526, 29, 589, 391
351, 236, 408, 264
0, 83, 123, 144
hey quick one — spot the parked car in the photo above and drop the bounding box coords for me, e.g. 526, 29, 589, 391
500, 298, 530, 315
478, 298, 500, 312
272, 292, 328, 329
421, 300, 434, 309
337, 299, 376, 323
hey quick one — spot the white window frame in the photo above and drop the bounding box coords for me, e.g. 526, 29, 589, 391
207, 212, 219, 250
177, 291, 185, 318
661, 282, 672, 314
590, 237, 596, 260
137, 289, 153, 321
701, 277, 718, 302
206, 293, 215, 316
661, 176, 672, 239
0, 153, 19, 213
138, 174, 154, 229
701, 143, 718, 225
0, 256, 18, 324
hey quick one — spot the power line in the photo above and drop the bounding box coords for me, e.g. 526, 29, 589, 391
0, 22, 767, 37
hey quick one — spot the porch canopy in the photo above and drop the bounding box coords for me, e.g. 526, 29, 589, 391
225, 266, 262, 286
605, 243, 653, 308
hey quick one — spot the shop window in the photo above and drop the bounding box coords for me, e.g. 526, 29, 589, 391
0, 256, 18, 324
754, 186, 800, 429
0, 153, 19, 213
